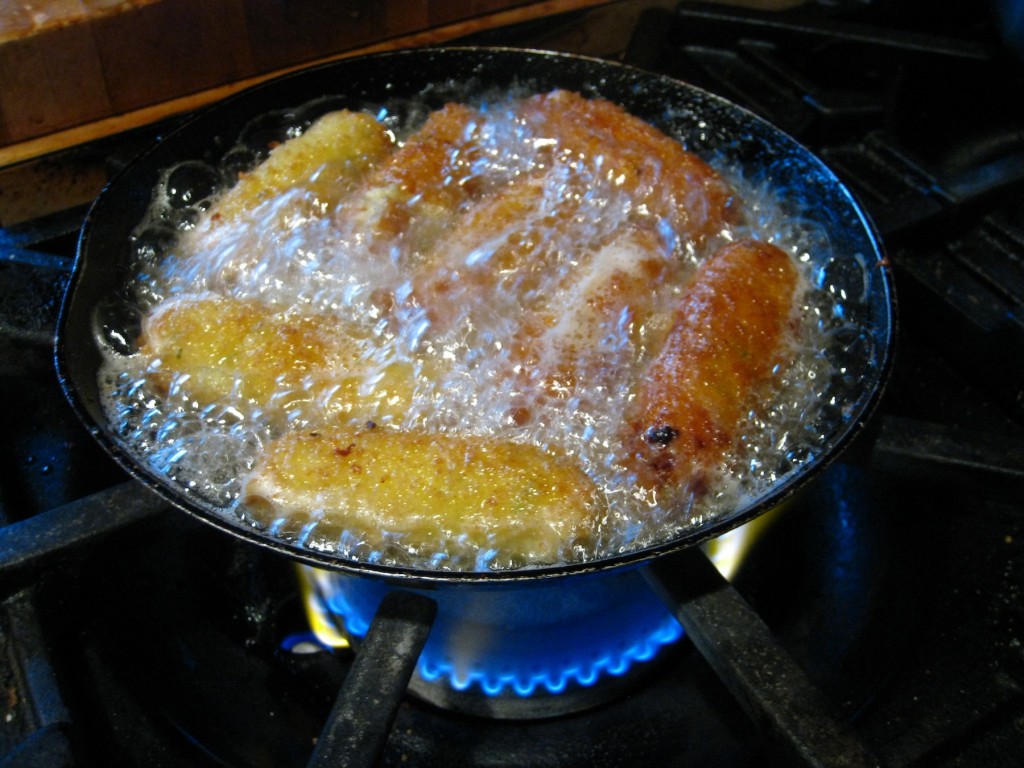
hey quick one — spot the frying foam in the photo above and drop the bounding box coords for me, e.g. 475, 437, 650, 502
99, 91, 861, 571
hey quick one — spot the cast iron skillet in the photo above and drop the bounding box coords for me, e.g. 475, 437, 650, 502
55, 48, 895, 584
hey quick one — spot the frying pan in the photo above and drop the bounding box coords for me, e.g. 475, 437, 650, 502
54, 47, 895, 585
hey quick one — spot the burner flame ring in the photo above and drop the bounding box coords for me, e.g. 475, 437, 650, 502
305, 565, 684, 718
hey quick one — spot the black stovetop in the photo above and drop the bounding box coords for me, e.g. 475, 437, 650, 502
1, 2, 1022, 766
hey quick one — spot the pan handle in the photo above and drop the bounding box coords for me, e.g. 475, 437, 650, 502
308, 589, 437, 768
644, 547, 881, 768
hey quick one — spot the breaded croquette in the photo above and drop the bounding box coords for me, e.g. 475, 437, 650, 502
241, 426, 606, 566
206, 109, 395, 224
517, 90, 735, 243
508, 222, 686, 404
624, 239, 800, 491
335, 103, 484, 262
139, 296, 418, 425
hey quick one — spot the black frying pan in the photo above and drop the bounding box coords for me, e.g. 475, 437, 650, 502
54, 47, 895, 585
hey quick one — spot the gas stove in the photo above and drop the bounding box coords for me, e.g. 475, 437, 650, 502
1, 2, 1022, 766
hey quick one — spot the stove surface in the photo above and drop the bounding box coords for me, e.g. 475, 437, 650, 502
1, 2, 1022, 766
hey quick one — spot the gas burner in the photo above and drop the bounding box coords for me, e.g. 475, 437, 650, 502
32, 460, 907, 767
305, 566, 684, 719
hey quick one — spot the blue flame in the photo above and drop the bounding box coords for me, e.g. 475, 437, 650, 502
310, 568, 684, 699
417, 614, 681, 697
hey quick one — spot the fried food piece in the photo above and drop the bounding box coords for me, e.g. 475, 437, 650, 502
241, 426, 606, 566
336, 103, 483, 261
139, 296, 417, 424
498, 222, 685, 414
207, 109, 395, 224
409, 175, 557, 326
518, 90, 735, 243
522, 223, 684, 378
624, 239, 800, 491
178, 111, 395, 293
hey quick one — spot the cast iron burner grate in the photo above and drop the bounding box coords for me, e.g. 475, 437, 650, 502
1, 2, 1023, 766
629, 1, 1024, 423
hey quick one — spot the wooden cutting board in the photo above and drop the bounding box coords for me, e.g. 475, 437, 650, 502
0, 0, 608, 154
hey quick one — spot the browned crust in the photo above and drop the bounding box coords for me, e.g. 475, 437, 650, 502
624, 238, 800, 491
